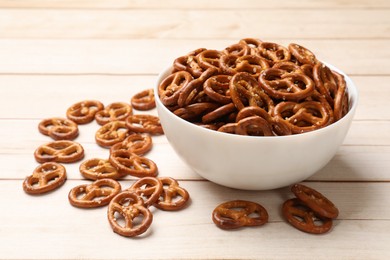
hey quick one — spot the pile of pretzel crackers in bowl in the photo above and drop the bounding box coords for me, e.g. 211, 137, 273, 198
155, 38, 358, 191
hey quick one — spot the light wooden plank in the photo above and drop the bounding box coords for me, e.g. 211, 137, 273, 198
346, 121, 390, 146
0, 39, 388, 75
0, 9, 388, 39
0, 75, 387, 120
310, 145, 390, 181
0, 75, 158, 119
2, 180, 390, 259
354, 76, 390, 120
0, 0, 389, 9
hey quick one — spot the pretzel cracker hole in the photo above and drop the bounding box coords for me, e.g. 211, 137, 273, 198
29, 175, 59, 188
113, 211, 146, 231
292, 204, 326, 227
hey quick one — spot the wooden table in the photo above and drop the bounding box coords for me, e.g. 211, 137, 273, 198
1, 1, 389, 259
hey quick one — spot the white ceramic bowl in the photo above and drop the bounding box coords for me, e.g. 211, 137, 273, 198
155, 64, 358, 190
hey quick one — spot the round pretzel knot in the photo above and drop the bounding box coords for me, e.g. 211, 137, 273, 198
282, 198, 333, 234
258, 42, 291, 64
23, 162, 67, 195
95, 120, 129, 148
177, 68, 217, 107
173, 102, 219, 121
109, 150, 158, 178
38, 117, 79, 140
108, 191, 153, 237
158, 71, 193, 106
95, 102, 133, 125
203, 74, 232, 104
68, 179, 121, 208
291, 184, 339, 219
131, 89, 156, 111
173, 48, 206, 78
66, 100, 104, 124
223, 43, 251, 57
34, 140, 84, 163
332, 71, 349, 121
273, 101, 332, 134
110, 133, 153, 156
220, 54, 269, 77
154, 177, 190, 211
197, 49, 223, 71
79, 158, 124, 180
288, 43, 318, 65
212, 200, 268, 229
239, 38, 263, 53
127, 177, 163, 207
235, 115, 274, 136
229, 72, 274, 111
125, 114, 163, 135
259, 68, 315, 102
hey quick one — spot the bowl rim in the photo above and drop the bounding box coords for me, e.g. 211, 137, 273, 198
155, 62, 358, 140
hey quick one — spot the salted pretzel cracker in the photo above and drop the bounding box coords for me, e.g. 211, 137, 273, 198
95, 120, 129, 148
235, 55, 270, 78
282, 198, 333, 234
131, 89, 156, 111
197, 49, 223, 71
288, 43, 318, 65
158, 71, 193, 106
258, 42, 291, 65
95, 102, 132, 125
235, 115, 274, 136
66, 100, 104, 124
154, 177, 190, 211
313, 63, 338, 105
110, 133, 153, 156
34, 140, 84, 163
79, 158, 124, 180
177, 68, 217, 107
203, 75, 232, 104
273, 101, 332, 134
272, 61, 303, 75
173, 48, 206, 78
38, 117, 79, 140
173, 102, 219, 121
332, 71, 349, 121
107, 191, 153, 237
125, 114, 163, 135
220, 54, 269, 77
217, 122, 238, 134
23, 162, 67, 195
127, 177, 163, 207
291, 184, 339, 219
259, 68, 315, 102
223, 43, 251, 57
236, 106, 292, 136
109, 150, 158, 178
230, 72, 274, 111
68, 179, 121, 208
238, 38, 263, 54
212, 200, 268, 230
